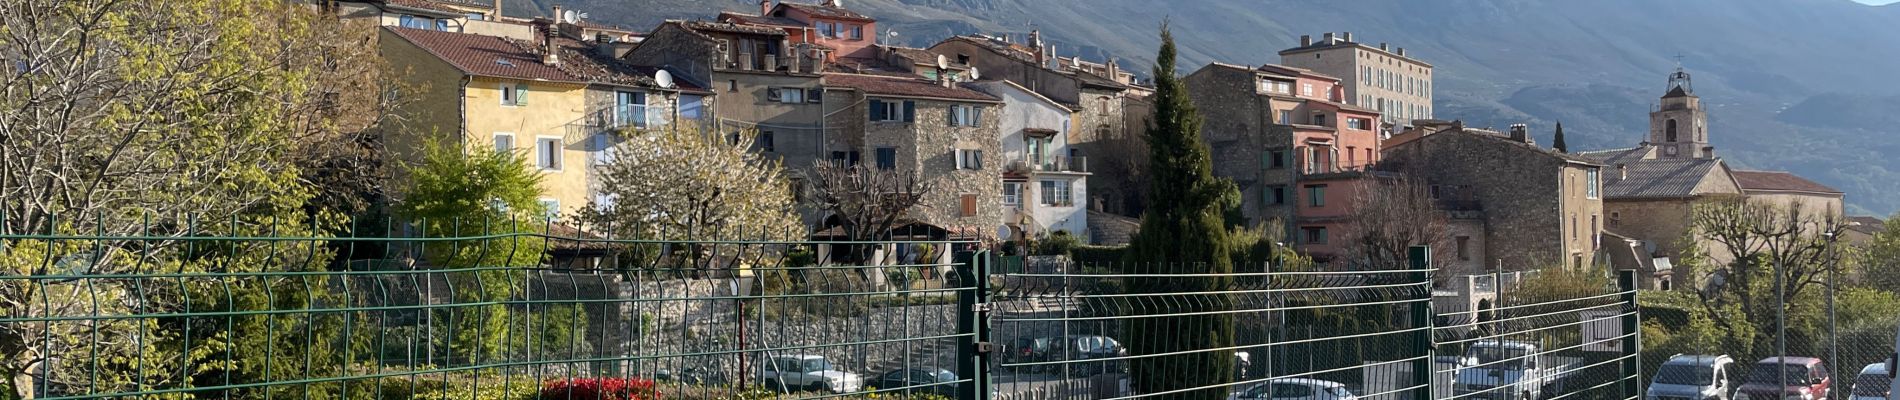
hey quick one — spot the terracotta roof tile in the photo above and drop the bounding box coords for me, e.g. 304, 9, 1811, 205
1732, 170, 1841, 194
719, 12, 808, 28
778, 2, 874, 22
681, 20, 786, 36
824, 73, 998, 102
385, 0, 458, 13
385, 27, 582, 82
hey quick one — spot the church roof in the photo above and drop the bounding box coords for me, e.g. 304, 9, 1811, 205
1663, 85, 1692, 98
1580, 147, 1733, 199
1731, 170, 1842, 195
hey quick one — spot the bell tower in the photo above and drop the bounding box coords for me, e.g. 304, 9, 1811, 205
1648, 67, 1711, 158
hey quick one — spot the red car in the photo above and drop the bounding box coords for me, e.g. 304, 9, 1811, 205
1735, 357, 1831, 400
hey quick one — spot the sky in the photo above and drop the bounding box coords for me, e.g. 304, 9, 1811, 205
1855, 0, 1899, 4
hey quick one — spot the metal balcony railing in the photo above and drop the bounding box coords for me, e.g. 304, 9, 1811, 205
1025, 155, 1088, 173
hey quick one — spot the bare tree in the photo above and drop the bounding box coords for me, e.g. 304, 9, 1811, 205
1690, 198, 1848, 346
798, 162, 937, 260
1336, 176, 1454, 274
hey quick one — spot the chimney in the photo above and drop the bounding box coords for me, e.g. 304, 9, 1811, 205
1300, 35, 1311, 46
1030, 30, 1045, 65
493, 0, 503, 19
1323, 32, 1335, 42
1703, 146, 1716, 158
1616, 164, 1628, 180
551, 4, 563, 22
760, 0, 771, 15
1508, 124, 1529, 143
540, 23, 560, 66
1342, 31, 1353, 43
826, 0, 841, 8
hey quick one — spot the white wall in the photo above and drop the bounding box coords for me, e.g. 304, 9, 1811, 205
969, 81, 1089, 238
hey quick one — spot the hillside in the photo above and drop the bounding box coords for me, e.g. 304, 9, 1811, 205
506, 0, 1900, 215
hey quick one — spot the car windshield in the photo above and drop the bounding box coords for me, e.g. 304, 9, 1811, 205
802, 359, 831, 372
1853, 373, 1889, 396
1326, 386, 1353, 397
1468, 346, 1529, 368
1745, 363, 1809, 384
1655, 364, 1714, 386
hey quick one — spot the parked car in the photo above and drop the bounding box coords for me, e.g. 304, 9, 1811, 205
1735, 357, 1831, 400
759, 355, 863, 394
1006, 335, 1126, 375
1452, 340, 1582, 400
1850, 363, 1889, 400
1230, 378, 1357, 400
875, 368, 958, 397
1646, 354, 1736, 400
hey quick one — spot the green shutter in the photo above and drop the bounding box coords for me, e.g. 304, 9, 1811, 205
514, 84, 528, 105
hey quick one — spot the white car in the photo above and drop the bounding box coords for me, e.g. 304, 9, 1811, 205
759, 355, 863, 394
1851, 362, 1889, 400
1230, 378, 1357, 400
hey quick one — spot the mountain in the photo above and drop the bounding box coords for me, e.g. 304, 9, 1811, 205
506, 0, 1900, 215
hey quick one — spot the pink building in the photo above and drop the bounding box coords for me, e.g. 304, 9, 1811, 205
740, 0, 878, 62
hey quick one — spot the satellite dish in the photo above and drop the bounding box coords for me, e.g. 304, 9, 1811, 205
969, 67, 980, 80
935, 54, 948, 70
654, 70, 674, 88
562, 10, 578, 24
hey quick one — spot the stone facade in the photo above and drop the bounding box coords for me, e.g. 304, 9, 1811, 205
822, 83, 1005, 237
1382, 127, 1604, 269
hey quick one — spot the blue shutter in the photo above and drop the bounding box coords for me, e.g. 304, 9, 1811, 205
869, 100, 885, 121
902, 101, 916, 122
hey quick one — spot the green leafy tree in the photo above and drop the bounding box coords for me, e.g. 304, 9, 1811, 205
1121, 21, 1241, 399
1854, 214, 1900, 289
396, 136, 549, 365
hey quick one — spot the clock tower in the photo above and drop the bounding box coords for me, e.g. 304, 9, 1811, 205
1647, 68, 1712, 158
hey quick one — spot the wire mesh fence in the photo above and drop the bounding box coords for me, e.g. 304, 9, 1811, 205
1431, 269, 1640, 400
0, 211, 1657, 400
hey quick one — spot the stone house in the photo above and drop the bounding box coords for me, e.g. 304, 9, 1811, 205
820, 73, 1005, 238
1184, 62, 1383, 249
966, 81, 1091, 241
1381, 124, 1606, 271
927, 34, 1144, 215
317, 0, 537, 40
621, 20, 832, 169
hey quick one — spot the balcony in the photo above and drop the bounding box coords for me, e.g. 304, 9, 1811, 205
1024, 155, 1088, 174
594, 104, 668, 131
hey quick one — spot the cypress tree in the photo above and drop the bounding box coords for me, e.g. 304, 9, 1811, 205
1122, 21, 1240, 399
1553, 120, 1569, 153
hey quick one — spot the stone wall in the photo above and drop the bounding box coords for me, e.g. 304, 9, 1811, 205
825, 89, 1006, 236
1383, 131, 1591, 269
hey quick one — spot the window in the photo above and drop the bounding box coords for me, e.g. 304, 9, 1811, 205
1041, 180, 1072, 206
1665, 119, 1678, 142
772, 87, 804, 103
436, 19, 451, 31
1571, 214, 1579, 241
1456, 236, 1471, 261
1586, 169, 1600, 199
758, 131, 776, 152
1265, 151, 1286, 169
1277, 110, 1292, 125
868, 99, 914, 122
728, 80, 738, 92
501, 83, 527, 106
956, 149, 983, 170
1266, 186, 1286, 205
875, 147, 897, 170
1347, 118, 1369, 130
1592, 215, 1600, 247
830, 150, 861, 166
1610, 212, 1621, 227
1301, 83, 1314, 97
536, 137, 562, 170
1347, 147, 1356, 166
1307, 185, 1327, 207
467, 12, 486, 20
1003, 182, 1022, 206
680, 95, 705, 120
493, 133, 514, 154
959, 194, 978, 217
850, 25, 864, 40
399, 15, 433, 30
615, 91, 647, 128
539, 198, 560, 220
1311, 112, 1327, 127
1302, 227, 1328, 244
949, 105, 984, 127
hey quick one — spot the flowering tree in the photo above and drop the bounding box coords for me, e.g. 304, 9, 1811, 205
582, 124, 802, 242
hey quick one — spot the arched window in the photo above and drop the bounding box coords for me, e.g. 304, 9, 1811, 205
1665, 119, 1678, 142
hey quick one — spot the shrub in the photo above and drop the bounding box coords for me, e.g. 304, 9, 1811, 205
1034, 231, 1083, 256
540, 377, 663, 400
1070, 245, 1127, 270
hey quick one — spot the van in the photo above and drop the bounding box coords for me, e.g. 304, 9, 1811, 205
1851, 363, 1888, 400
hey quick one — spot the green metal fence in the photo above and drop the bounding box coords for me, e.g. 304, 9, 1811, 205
2, 213, 1644, 400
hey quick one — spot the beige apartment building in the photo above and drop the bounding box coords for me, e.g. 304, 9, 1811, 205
1281, 32, 1434, 127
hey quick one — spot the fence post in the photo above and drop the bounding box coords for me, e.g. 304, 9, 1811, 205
1619, 269, 1641, 400
1408, 245, 1434, 400
957, 250, 992, 400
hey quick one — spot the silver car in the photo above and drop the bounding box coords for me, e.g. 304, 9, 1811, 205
1646, 354, 1736, 400
1231, 378, 1357, 400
